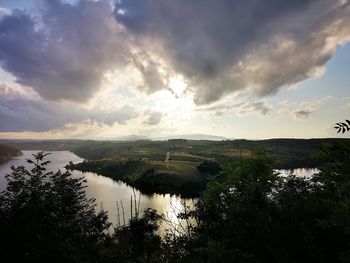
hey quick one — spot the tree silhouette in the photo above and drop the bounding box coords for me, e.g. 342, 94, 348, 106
0, 151, 111, 262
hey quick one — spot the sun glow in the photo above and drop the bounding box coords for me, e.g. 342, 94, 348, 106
169, 76, 187, 96
152, 88, 195, 116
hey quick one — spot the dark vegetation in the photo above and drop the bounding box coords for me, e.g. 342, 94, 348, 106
67, 159, 206, 196
0, 143, 22, 163
0, 152, 110, 262
0, 141, 350, 262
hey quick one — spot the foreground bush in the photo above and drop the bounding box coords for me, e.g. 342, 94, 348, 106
1, 143, 350, 262
0, 152, 111, 262
171, 143, 350, 262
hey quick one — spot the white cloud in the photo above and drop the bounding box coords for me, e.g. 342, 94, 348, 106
0, 7, 11, 15
0, 90, 139, 132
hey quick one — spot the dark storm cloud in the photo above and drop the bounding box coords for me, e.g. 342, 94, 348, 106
0, 88, 139, 132
0, 0, 349, 106
0, 0, 128, 102
116, 0, 350, 104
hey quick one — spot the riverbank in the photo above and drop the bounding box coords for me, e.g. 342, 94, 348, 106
0, 150, 195, 230
0, 144, 22, 164
67, 159, 207, 197
3, 138, 347, 169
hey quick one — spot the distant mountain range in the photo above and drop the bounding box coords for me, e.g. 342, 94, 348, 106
97, 133, 227, 141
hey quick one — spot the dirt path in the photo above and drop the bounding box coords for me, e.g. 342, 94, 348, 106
165, 152, 170, 162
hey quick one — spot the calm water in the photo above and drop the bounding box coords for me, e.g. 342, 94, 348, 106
0, 151, 195, 233
277, 168, 319, 178
0, 151, 319, 232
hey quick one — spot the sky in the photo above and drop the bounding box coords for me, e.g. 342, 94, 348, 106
0, 0, 349, 140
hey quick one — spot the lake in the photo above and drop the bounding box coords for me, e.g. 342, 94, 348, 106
0, 151, 319, 232
0, 151, 195, 233
277, 168, 319, 178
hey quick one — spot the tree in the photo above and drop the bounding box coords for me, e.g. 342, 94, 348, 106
0, 152, 110, 263
169, 145, 350, 262
109, 208, 163, 263
311, 142, 350, 262
2, 144, 350, 262
197, 160, 222, 176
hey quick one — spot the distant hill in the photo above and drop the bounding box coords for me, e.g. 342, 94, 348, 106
157, 133, 227, 141
96, 134, 226, 141
114, 135, 150, 141
0, 144, 22, 164
2, 138, 350, 169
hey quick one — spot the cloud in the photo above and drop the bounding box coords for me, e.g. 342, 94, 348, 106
0, 121, 112, 140
130, 51, 169, 94
286, 101, 319, 120
144, 111, 164, 126
0, 0, 129, 102
240, 102, 272, 116
0, 88, 139, 132
0, 7, 11, 16
278, 97, 334, 120
116, 0, 350, 104
0, 0, 349, 107
0, 83, 39, 99
198, 100, 271, 117
342, 97, 350, 109
293, 109, 313, 119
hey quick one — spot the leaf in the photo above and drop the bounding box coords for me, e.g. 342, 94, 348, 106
334, 120, 350, 134
41, 161, 51, 166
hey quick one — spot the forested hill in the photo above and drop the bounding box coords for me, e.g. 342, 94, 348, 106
2, 138, 350, 169
0, 144, 22, 164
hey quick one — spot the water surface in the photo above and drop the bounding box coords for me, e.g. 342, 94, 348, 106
0, 151, 319, 232
277, 168, 319, 178
0, 151, 194, 232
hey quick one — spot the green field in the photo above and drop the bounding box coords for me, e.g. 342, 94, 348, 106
3, 138, 349, 168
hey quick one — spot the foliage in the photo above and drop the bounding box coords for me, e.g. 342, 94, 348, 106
334, 120, 350, 134
69, 159, 205, 197
108, 208, 163, 263
165, 144, 350, 262
196, 160, 222, 176
0, 152, 111, 263
1, 143, 350, 262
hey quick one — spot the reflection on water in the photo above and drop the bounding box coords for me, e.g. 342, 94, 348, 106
0, 151, 319, 232
276, 168, 320, 178
0, 151, 195, 231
